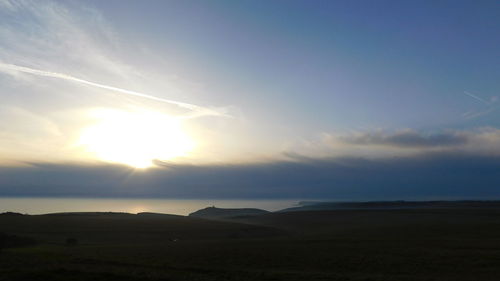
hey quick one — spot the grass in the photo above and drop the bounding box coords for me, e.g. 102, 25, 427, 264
2, 208, 500, 280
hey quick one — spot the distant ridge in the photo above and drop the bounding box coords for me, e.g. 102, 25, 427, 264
278, 200, 500, 212
189, 206, 270, 219
0, 212, 24, 216
42, 212, 182, 218
44, 212, 133, 216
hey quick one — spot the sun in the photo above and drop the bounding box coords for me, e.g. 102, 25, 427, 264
78, 108, 195, 168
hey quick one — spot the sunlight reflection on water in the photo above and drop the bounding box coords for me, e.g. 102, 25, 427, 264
0, 197, 299, 215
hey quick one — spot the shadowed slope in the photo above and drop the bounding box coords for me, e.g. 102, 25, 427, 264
188, 206, 270, 220
0, 212, 283, 245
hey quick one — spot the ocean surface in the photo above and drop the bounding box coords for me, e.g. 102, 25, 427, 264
0, 197, 300, 215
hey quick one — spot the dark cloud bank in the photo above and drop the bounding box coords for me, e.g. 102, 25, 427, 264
338, 130, 469, 148
1, 152, 500, 200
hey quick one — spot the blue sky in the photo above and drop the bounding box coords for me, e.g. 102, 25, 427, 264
90, 0, 500, 132
0, 0, 499, 199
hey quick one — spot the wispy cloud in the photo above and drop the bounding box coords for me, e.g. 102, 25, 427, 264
0, 62, 227, 118
285, 128, 500, 160
463, 91, 498, 119
0, 0, 129, 77
338, 129, 468, 148
464, 91, 490, 105
0, 0, 232, 164
0, 0, 229, 118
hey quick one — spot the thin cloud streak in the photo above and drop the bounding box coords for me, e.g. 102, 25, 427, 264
338, 129, 468, 148
286, 128, 500, 160
463, 107, 498, 119
463, 91, 498, 119
0, 62, 228, 118
464, 91, 490, 105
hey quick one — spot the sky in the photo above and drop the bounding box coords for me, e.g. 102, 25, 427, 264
0, 0, 499, 200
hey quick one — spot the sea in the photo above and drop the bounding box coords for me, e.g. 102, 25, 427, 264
0, 197, 300, 216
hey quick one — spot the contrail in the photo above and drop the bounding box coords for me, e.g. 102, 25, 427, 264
463, 107, 497, 119
0, 62, 227, 117
462, 91, 498, 120
464, 91, 490, 105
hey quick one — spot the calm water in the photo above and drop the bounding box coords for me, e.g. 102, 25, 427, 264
0, 197, 299, 215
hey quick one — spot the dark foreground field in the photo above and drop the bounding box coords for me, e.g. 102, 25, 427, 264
2, 208, 500, 281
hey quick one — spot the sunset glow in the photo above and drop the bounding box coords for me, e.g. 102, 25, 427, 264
78, 109, 194, 168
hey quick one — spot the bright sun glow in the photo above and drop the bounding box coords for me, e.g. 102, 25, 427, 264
78, 109, 195, 168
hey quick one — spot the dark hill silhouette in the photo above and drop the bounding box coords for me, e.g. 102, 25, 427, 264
45, 211, 133, 216
0, 212, 24, 216
278, 200, 500, 212
4, 205, 500, 280
189, 206, 269, 219
0, 211, 283, 245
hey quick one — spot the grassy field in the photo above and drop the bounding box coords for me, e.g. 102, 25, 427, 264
2, 208, 500, 280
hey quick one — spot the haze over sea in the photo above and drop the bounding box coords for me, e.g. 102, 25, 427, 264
0, 197, 298, 215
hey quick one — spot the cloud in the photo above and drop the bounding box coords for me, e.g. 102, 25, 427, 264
0, 0, 233, 164
286, 128, 500, 160
0, 62, 227, 118
463, 91, 499, 119
1, 127, 500, 199
0, 0, 130, 78
1, 151, 500, 200
337, 129, 468, 148
0, 0, 231, 118
0, 105, 69, 165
